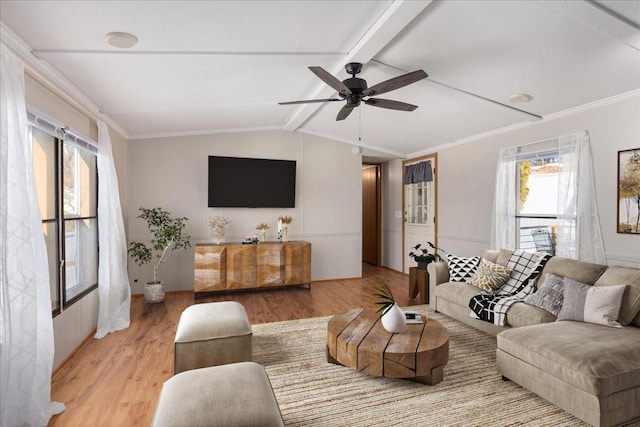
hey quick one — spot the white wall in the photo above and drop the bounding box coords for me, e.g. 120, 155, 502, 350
382, 159, 404, 271
127, 130, 362, 293
434, 95, 640, 266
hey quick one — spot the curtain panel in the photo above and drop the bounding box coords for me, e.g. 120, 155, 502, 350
1, 43, 65, 427
490, 146, 518, 250
556, 132, 606, 264
95, 121, 131, 338
403, 160, 433, 184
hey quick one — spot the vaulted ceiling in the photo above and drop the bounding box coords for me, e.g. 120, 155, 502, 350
1, 0, 639, 159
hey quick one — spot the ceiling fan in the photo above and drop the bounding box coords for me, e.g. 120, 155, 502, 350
279, 62, 428, 121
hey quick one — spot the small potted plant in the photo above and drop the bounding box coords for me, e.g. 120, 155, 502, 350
128, 207, 191, 303
409, 241, 443, 270
372, 278, 406, 333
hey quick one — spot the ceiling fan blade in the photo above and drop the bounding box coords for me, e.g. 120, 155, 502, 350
365, 98, 418, 111
309, 66, 352, 95
336, 104, 355, 121
362, 70, 428, 97
279, 98, 341, 105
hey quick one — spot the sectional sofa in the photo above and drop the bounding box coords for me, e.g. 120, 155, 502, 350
428, 249, 640, 427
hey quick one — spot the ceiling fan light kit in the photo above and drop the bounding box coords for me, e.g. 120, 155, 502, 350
279, 62, 428, 121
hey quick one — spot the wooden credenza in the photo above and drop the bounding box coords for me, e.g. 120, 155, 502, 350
194, 241, 311, 297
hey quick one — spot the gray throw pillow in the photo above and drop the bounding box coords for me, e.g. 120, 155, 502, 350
556, 278, 627, 328
524, 273, 564, 317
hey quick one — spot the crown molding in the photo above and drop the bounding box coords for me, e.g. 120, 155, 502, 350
130, 125, 282, 141
1, 22, 130, 139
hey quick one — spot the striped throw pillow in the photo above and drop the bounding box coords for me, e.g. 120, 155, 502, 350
557, 279, 627, 328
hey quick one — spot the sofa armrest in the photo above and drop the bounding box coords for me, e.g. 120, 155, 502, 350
428, 261, 450, 286
428, 262, 449, 310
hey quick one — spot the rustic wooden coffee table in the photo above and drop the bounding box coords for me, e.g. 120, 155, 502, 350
326, 308, 449, 385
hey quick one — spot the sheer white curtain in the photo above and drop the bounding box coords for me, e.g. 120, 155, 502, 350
1, 44, 65, 426
95, 121, 131, 339
490, 146, 518, 250
556, 131, 606, 263
492, 131, 606, 263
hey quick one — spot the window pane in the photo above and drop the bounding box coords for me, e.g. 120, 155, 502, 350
43, 222, 60, 313
63, 145, 97, 218
518, 156, 559, 215
64, 218, 98, 302
517, 218, 557, 255
32, 128, 57, 220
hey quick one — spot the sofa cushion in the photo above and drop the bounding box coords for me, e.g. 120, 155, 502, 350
505, 302, 556, 328
594, 266, 640, 326
557, 279, 626, 328
496, 249, 513, 266
497, 322, 640, 397
523, 272, 565, 317
468, 259, 512, 294
538, 257, 607, 288
446, 253, 479, 282
479, 249, 500, 264
436, 281, 482, 308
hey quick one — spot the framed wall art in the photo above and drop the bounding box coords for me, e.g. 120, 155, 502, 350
617, 148, 640, 234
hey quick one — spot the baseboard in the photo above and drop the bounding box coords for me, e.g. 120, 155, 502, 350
52, 327, 96, 377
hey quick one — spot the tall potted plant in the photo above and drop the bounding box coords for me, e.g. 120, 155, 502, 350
409, 241, 443, 270
128, 207, 191, 303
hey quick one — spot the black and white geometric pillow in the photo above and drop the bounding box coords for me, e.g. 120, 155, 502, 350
447, 254, 480, 282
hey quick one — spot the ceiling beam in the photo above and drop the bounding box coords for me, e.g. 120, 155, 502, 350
282, 0, 432, 132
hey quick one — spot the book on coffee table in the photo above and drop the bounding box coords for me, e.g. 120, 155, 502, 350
404, 311, 424, 324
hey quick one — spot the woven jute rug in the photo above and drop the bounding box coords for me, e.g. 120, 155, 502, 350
252, 305, 588, 427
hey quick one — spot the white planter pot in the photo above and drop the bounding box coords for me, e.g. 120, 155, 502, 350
144, 281, 165, 303
381, 303, 407, 334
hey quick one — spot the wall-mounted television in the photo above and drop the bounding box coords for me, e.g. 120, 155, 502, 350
208, 156, 296, 208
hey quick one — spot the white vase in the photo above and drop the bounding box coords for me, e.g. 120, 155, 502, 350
144, 281, 165, 303
381, 303, 407, 333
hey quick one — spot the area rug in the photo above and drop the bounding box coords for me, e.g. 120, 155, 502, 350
252, 305, 588, 427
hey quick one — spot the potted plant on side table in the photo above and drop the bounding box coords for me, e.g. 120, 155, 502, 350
409, 241, 443, 269
128, 207, 191, 303
408, 241, 444, 304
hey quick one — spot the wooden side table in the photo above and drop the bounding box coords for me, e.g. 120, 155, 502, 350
409, 267, 429, 304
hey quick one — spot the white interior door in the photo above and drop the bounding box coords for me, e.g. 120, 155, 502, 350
404, 158, 436, 274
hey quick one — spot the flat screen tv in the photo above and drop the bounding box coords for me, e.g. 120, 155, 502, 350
208, 156, 296, 208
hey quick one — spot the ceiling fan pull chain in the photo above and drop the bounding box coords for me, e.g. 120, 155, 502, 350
358, 106, 362, 142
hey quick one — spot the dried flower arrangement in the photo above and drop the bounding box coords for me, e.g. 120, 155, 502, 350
278, 215, 293, 224
256, 222, 270, 231
207, 216, 231, 243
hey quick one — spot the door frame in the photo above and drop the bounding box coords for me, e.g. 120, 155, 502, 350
402, 153, 438, 273
362, 162, 382, 266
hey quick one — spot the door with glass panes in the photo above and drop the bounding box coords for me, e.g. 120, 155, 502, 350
403, 156, 437, 274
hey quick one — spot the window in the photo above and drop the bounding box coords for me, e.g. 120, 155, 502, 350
404, 160, 434, 225
493, 132, 605, 263
31, 123, 98, 316
516, 151, 560, 255
405, 181, 431, 225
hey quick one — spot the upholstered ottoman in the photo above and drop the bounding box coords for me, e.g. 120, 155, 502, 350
174, 301, 252, 374
152, 362, 284, 427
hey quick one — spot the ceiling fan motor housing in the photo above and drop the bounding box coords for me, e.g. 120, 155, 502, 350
341, 77, 368, 106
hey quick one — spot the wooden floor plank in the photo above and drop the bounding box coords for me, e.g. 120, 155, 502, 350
48, 264, 413, 427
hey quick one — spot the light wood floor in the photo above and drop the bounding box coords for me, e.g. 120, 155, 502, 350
48, 264, 418, 427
